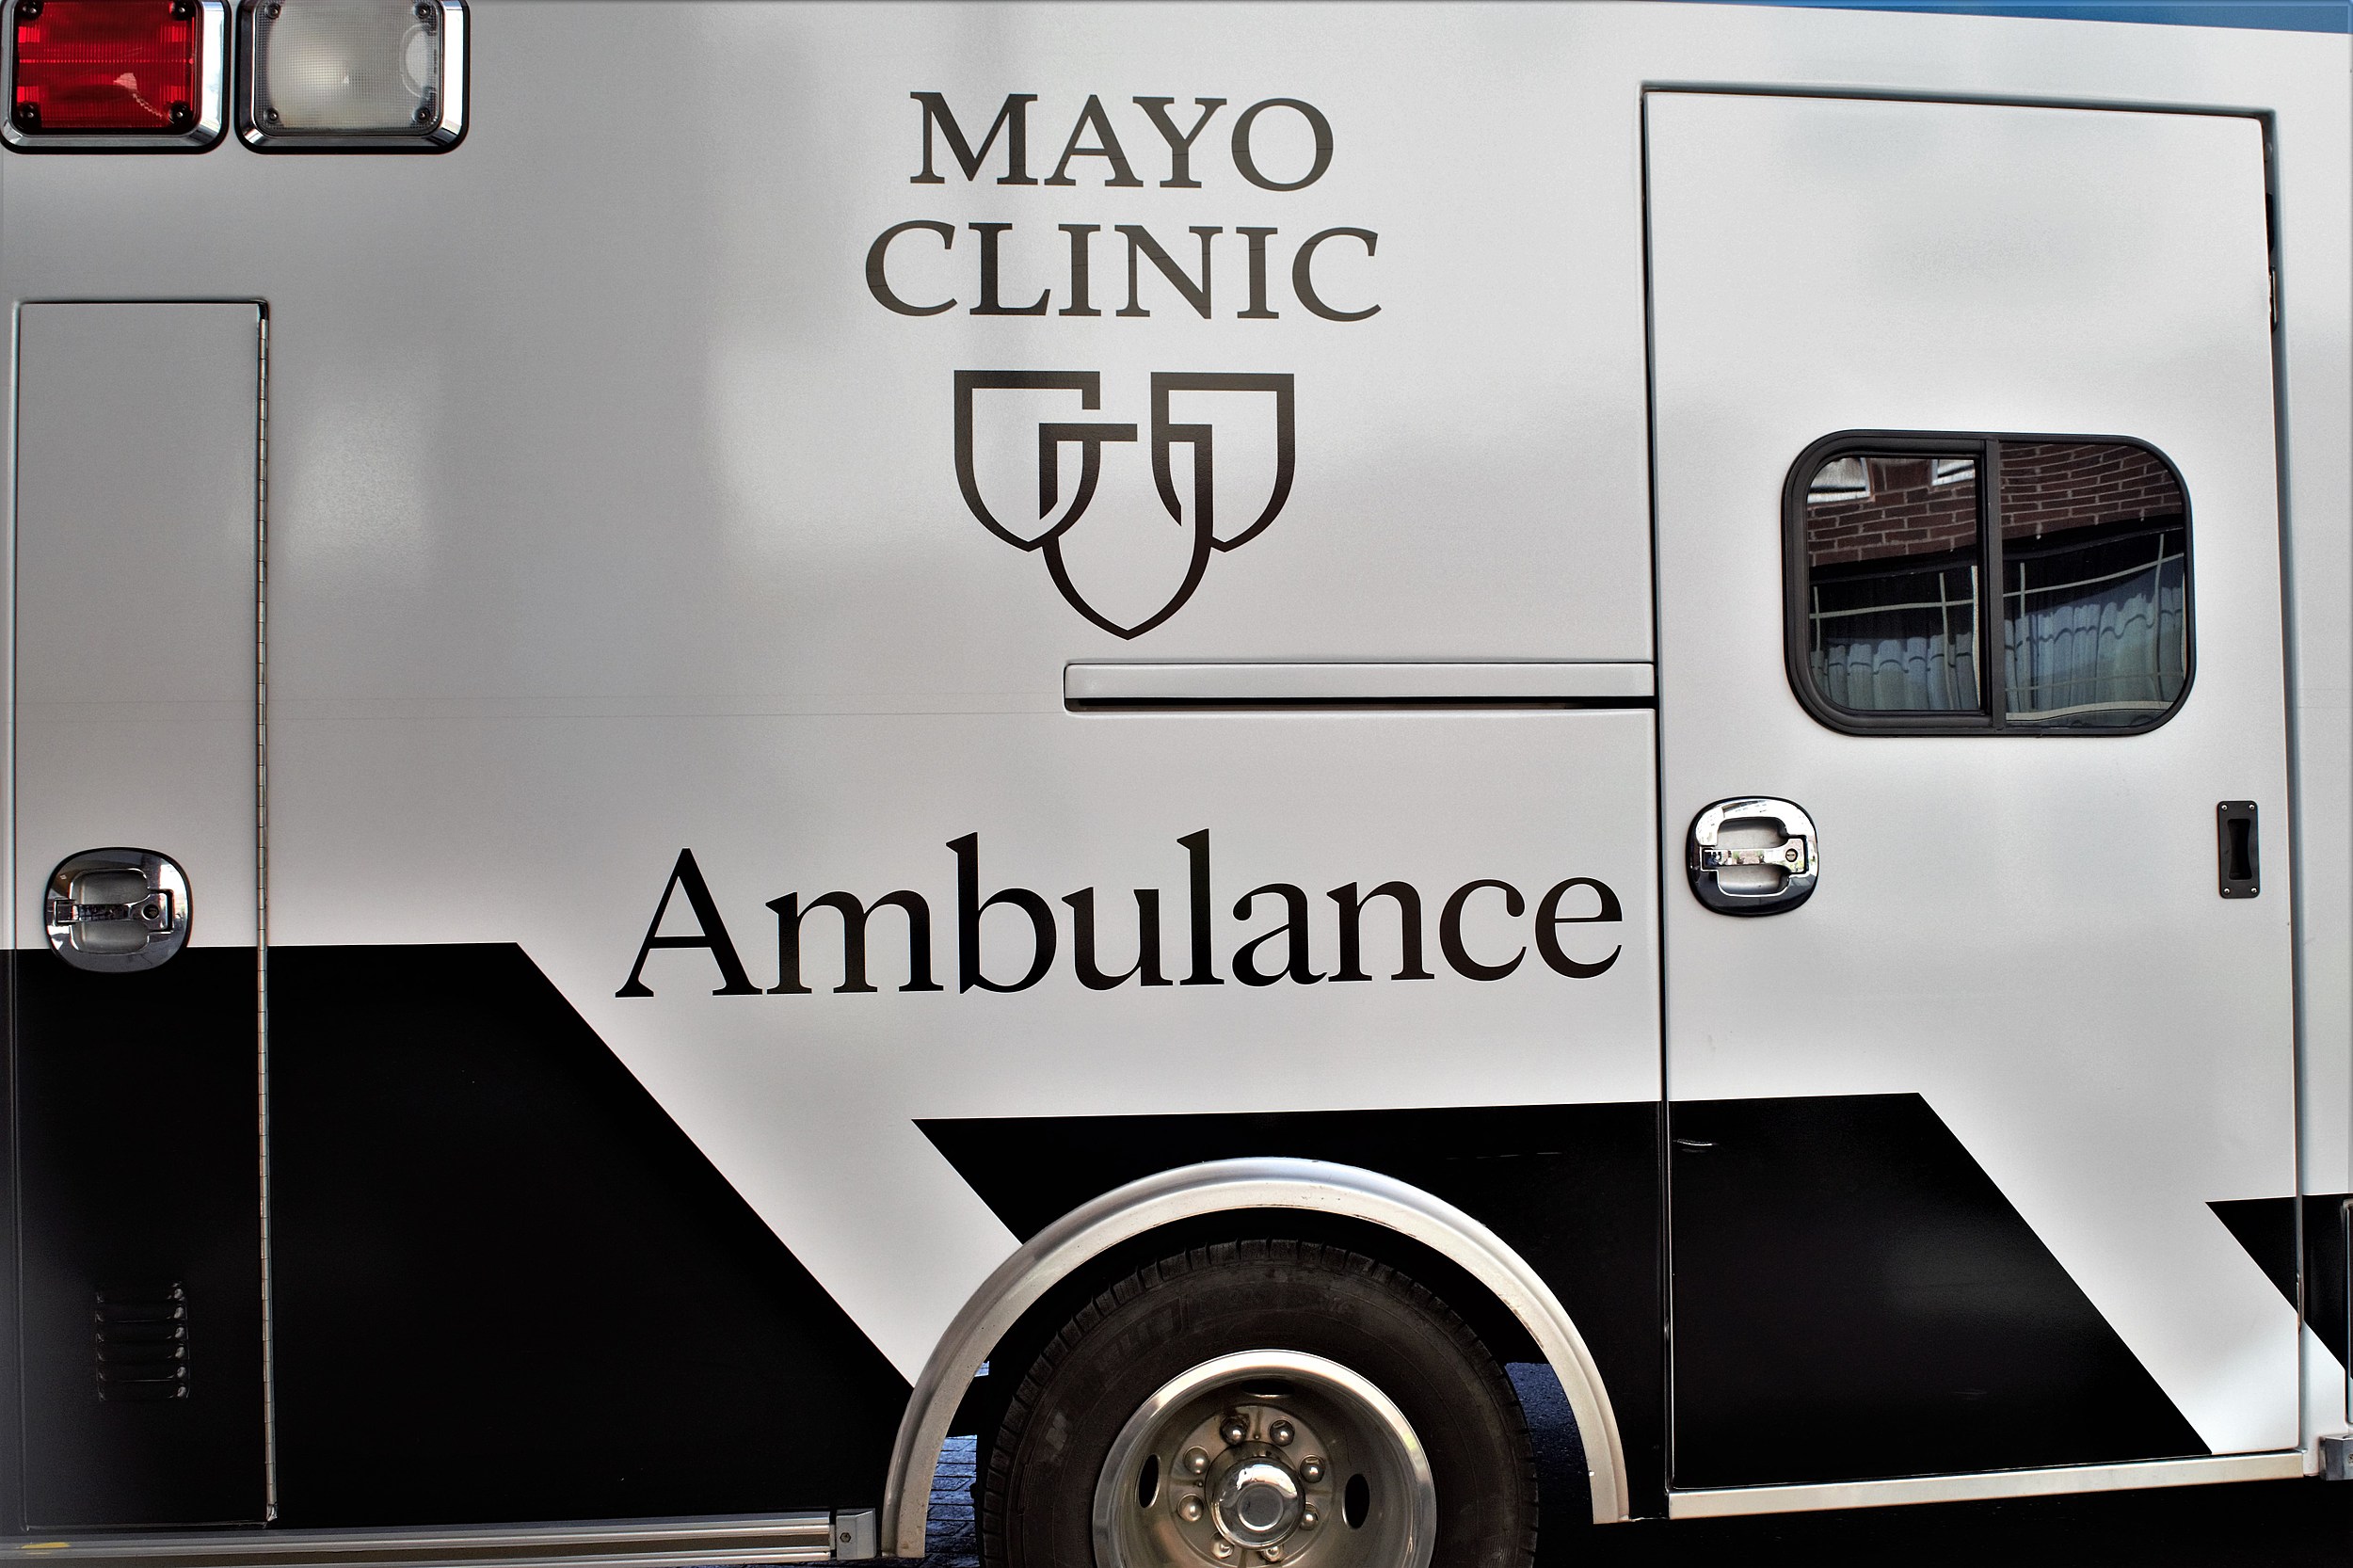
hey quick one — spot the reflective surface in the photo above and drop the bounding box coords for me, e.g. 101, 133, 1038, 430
43, 848, 193, 969
1998, 442, 2187, 728
238, 0, 464, 147
1685, 798, 1817, 916
1, 0, 227, 150
1795, 440, 2191, 731
255, 0, 438, 130
1801, 455, 1982, 714
1094, 1351, 1434, 1568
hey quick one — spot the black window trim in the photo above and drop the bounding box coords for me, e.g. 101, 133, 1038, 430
1782, 428, 2196, 738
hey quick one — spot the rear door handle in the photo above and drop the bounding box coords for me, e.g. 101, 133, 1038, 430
43, 849, 193, 971
1687, 797, 1819, 916
2217, 801, 2259, 899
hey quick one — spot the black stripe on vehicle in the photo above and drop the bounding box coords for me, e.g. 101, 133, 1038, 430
264, 943, 907, 1526
1668, 1094, 2206, 1486
2209, 1193, 2352, 1372
925, 1094, 2217, 1505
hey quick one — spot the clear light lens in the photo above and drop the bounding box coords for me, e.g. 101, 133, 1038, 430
254, 0, 438, 133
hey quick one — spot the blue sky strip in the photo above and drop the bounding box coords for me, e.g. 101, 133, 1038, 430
1717, 1, 2351, 33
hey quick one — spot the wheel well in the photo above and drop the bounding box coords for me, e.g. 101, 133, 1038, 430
949, 1208, 1546, 1448
884, 1157, 1631, 1552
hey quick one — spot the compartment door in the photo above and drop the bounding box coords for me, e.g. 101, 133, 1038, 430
1647, 95, 2297, 1487
11, 303, 266, 1528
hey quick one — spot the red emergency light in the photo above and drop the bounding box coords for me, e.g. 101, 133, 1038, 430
5, 0, 225, 150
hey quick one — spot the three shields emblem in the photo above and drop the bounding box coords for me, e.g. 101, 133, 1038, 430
952, 371, 1297, 639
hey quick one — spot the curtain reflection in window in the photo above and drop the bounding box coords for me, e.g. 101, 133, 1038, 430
1998, 443, 2186, 727
1802, 456, 1980, 713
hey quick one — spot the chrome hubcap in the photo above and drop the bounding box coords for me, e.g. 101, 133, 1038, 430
1213, 1458, 1301, 1547
1092, 1351, 1435, 1568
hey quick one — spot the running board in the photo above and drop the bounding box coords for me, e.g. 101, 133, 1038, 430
1667, 1451, 2307, 1519
0, 1510, 872, 1568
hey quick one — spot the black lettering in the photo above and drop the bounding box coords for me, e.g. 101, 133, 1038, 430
1237, 227, 1278, 319
1439, 879, 1525, 981
1232, 882, 1321, 986
1230, 98, 1334, 191
1535, 877, 1623, 979
1044, 94, 1144, 187
616, 849, 760, 997
1063, 888, 1170, 989
1132, 95, 1226, 187
1327, 881, 1432, 983
767, 890, 941, 995
865, 220, 957, 316
1179, 829, 1224, 985
969, 222, 1049, 315
910, 91, 1037, 184
1116, 224, 1221, 318
950, 833, 1057, 992
1059, 224, 1101, 317
1293, 228, 1380, 321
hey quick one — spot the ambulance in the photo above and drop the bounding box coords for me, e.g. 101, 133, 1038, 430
2, 2, 2347, 1564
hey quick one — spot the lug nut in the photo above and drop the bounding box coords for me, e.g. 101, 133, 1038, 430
1262, 1548, 1283, 1563
1299, 1457, 1326, 1483
1211, 1542, 1234, 1560
1183, 1448, 1210, 1477
1300, 1505, 1320, 1529
1178, 1496, 1204, 1523
1269, 1420, 1294, 1448
1220, 1415, 1251, 1446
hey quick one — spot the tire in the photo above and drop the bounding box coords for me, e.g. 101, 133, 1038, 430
982, 1240, 1537, 1568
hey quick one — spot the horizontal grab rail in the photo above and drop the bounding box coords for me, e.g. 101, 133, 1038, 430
1065, 662, 1656, 708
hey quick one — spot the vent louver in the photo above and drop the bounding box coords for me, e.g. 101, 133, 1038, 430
94, 1285, 189, 1401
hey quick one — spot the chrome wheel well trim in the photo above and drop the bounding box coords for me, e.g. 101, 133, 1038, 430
880, 1156, 1632, 1556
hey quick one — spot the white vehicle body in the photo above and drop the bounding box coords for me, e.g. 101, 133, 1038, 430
2, 2, 2346, 1562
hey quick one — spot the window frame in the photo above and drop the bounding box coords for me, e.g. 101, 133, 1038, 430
1781, 429, 2197, 738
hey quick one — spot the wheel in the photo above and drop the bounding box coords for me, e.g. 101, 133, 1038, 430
982, 1240, 1537, 1568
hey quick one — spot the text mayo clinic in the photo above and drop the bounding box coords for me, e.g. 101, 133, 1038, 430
867, 93, 1381, 322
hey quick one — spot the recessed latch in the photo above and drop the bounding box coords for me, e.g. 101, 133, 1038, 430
1687, 798, 1819, 916
43, 849, 193, 971
2217, 801, 2259, 899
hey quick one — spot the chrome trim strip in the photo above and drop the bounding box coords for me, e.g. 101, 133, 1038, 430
253, 306, 277, 1519
880, 1157, 1633, 1556
1064, 661, 1657, 706
2, 0, 228, 152
1665, 1450, 2308, 1519
0, 1512, 841, 1567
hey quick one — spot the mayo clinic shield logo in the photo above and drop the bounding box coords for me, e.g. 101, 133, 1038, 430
953, 371, 1296, 638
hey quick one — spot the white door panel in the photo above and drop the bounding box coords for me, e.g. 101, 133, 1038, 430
9, 303, 266, 1526
1650, 93, 2295, 1472
15, 304, 260, 946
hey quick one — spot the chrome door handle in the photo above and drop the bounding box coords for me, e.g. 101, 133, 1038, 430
43, 849, 193, 970
1687, 798, 1819, 916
